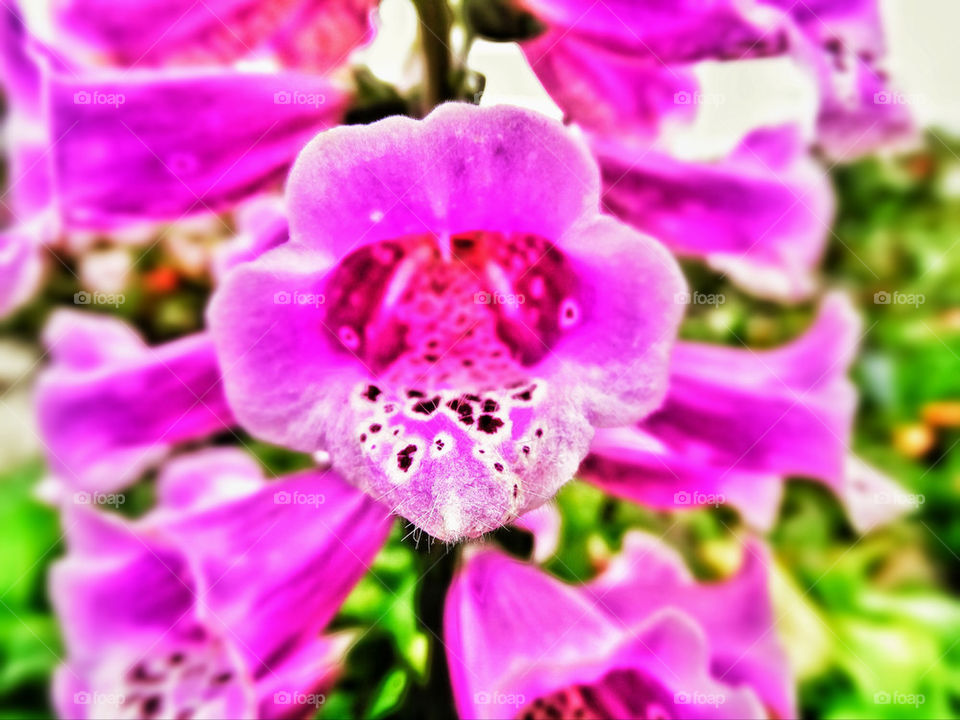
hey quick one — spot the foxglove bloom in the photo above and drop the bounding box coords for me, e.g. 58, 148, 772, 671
445, 532, 793, 719
580, 294, 859, 529
518, 0, 789, 142
36, 311, 235, 493
50, 69, 348, 229
209, 103, 685, 541
52, 447, 392, 719
54, 0, 379, 73
2, 1, 350, 233
517, 0, 913, 160
596, 126, 835, 300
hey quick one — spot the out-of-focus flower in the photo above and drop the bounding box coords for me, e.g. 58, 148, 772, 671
517, 0, 790, 143
51, 447, 392, 720
765, 0, 915, 161
515, 0, 914, 160
36, 311, 235, 493
1, 0, 352, 239
49, 69, 349, 230
53, 0, 380, 73
209, 103, 686, 541
0, 228, 44, 317
579, 294, 861, 530
595, 126, 835, 300
445, 532, 793, 719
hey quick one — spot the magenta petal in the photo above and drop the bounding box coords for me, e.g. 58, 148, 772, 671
444, 549, 619, 718
766, 0, 917, 160
154, 446, 266, 514
51, 467, 389, 720
597, 126, 835, 300
445, 547, 768, 720
588, 533, 796, 718
50, 69, 347, 229
518, 0, 791, 141
583, 294, 859, 524
286, 103, 601, 259
54, 0, 377, 73
36, 312, 236, 492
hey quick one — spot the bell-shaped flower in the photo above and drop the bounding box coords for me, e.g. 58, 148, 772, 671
209, 103, 686, 541
51, 447, 392, 719
444, 532, 793, 719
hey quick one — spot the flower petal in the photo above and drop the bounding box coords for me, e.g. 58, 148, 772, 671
54, 0, 378, 73
50, 69, 347, 229
286, 102, 600, 261
596, 125, 835, 300
581, 293, 860, 523
37, 312, 236, 492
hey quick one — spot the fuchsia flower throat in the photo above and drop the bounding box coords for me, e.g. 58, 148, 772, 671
326, 230, 583, 531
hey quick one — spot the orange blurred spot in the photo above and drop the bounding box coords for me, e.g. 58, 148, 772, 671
922, 401, 960, 428
144, 267, 180, 294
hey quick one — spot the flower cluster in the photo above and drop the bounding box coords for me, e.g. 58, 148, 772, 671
0, 0, 920, 718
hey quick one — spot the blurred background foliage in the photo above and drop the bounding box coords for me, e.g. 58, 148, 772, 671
2, 132, 960, 719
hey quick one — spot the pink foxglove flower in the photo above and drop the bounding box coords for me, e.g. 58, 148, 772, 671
52, 448, 391, 719
517, 0, 914, 160
53, 0, 379, 73
209, 103, 686, 541
595, 126, 835, 300
580, 294, 860, 529
445, 533, 793, 719
36, 311, 236, 493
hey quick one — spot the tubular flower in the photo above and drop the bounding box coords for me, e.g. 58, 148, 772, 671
36, 311, 236, 494
580, 294, 860, 529
517, 0, 914, 160
209, 103, 686, 541
595, 126, 835, 300
444, 533, 793, 719
53, 0, 380, 73
52, 448, 392, 720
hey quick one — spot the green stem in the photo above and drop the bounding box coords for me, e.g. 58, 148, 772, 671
406, 540, 460, 720
412, 0, 454, 115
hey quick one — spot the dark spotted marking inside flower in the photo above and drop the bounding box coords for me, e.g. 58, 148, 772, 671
109, 630, 243, 720
330, 231, 583, 532
515, 668, 675, 720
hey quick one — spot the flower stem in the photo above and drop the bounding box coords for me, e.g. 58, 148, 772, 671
407, 539, 460, 719
412, 0, 454, 115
